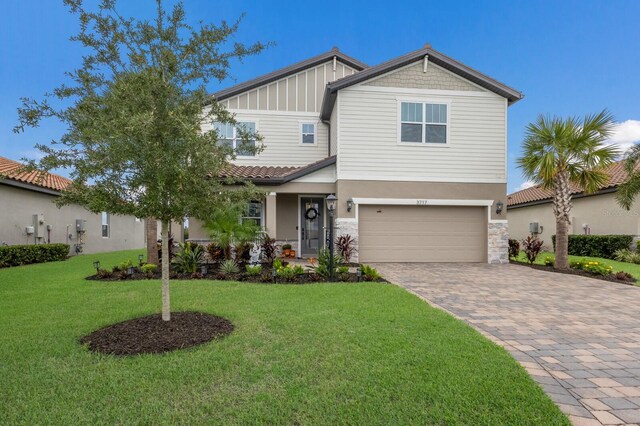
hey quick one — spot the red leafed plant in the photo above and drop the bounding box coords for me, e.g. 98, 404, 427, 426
335, 234, 355, 263
522, 235, 544, 264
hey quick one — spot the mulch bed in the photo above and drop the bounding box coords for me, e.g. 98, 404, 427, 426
510, 261, 637, 285
87, 269, 385, 284
80, 311, 234, 356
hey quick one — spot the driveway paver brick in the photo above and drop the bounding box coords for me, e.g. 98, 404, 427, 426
376, 263, 640, 426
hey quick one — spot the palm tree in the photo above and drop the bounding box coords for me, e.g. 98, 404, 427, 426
517, 110, 618, 269
205, 203, 262, 260
616, 145, 640, 210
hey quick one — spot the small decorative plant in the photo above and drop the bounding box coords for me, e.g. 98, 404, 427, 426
282, 243, 292, 258
313, 248, 343, 278
275, 264, 305, 281
544, 256, 555, 267
615, 271, 635, 282
508, 239, 520, 260
172, 242, 204, 273
234, 242, 253, 263
614, 249, 640, 264
581, 261, 613, 276
335, 235, 355, 263
245, 264, 262, 276
220, 259, 240, 275
141, 263, 157, 276
260, 236, 277, 265
360, 264, 381, 281
521, 235, 543, 264
206, 243, 225, 262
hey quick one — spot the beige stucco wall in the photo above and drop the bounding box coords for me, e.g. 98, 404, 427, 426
275, 193, 298, 241
508, 192, 640, 243
336, 180, 507, 220
0, 184, 144, 254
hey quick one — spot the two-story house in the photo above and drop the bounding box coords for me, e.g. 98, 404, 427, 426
189, 45, 523, 263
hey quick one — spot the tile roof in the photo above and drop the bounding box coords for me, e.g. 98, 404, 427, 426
507, 160, 635, 207
220, 156, 336, 184
0, 156, 72, 192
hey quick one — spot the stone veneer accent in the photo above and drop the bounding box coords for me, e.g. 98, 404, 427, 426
335, 218, 359, 263
488, 222, 509, 264
364, 61, 482, 92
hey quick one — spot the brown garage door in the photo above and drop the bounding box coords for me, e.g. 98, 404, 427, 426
358, 205, 487, 262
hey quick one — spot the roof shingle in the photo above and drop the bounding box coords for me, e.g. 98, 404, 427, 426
507, 161, 636, 207
0, 156, 72, 192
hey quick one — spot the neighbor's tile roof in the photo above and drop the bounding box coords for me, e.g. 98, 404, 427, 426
0, 156, 72, 191
507, 161, 634, 207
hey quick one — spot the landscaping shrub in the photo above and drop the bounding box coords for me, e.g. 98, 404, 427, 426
335, 234, 355, 263
172, 242, 204, 273
552, 234, 633, 259
615, 271, 635, 282
234, 242, 253, 263
141, 263, 157, 275
360, 264, 381, 281
260, 236, 276, 265
206, 243, 224, 262
614, 249, 640, 264
220, 259, 240, 275
522, 235, 543, 264
570, 258, 613, 276
0, 243, 69, 268
245, 264, 262, 276
508, 239, 520, 260
544, 256, 555, 267
114, 259, 133, 272
313, 248, 343, 278
275, 264, 304, 281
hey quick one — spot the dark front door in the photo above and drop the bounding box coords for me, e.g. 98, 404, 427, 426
300, 197, 325, 257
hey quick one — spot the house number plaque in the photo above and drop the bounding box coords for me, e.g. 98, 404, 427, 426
416, 200, 429, 205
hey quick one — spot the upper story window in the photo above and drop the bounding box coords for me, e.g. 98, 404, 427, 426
300, 122, 316, 145
101, 212, 110, 238
400, 102, 448, 144
214, 121, 257, 157
241, 201, 263, 227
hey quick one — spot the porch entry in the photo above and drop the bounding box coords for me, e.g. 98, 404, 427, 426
300, 197, 325, 257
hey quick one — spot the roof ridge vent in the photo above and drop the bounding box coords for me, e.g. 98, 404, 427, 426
423, 43, 432, 49
331, 46, 339, 52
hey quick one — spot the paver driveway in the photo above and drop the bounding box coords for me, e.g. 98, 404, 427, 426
376, 263, 640, 426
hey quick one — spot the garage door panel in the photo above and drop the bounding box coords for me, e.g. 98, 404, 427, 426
358, 205, 486, 263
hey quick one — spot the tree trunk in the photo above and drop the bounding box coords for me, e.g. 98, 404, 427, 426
146, 217, 159, 265
553, 171, 572, 270
161, 220, 171, 321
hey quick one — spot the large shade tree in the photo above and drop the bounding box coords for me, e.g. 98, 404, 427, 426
14, 0, 267, 320
517, 110, 618, 269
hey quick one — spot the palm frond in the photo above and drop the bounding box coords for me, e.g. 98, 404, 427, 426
616, 173, 640, 210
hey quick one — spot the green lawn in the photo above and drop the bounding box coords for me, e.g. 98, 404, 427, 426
0, 250, 568, 425
517, 251, 640, 281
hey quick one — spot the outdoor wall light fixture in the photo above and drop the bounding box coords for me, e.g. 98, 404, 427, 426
346, 198, 354, 212
495, 200, 504, 215
93, 260, 100, 273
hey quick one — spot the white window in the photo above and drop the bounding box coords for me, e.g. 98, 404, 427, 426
241, 201, 263, 227
101, 212, 110, 238
300, 122, 316, 145
214, 121, 257, 157
400, 102, 448, 144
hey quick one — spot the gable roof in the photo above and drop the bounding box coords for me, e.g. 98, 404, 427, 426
221, 156, 336, 185
507, 161, 634, 208
209, 49, 367, 103
320, 46, 524, 120
0, 156, 72, 192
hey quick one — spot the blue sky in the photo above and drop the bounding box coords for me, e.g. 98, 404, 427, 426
1, 0, 639, 193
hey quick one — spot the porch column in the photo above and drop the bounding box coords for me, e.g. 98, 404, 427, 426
265, 192, 277, 238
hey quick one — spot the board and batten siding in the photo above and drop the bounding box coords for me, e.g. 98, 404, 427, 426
336, 86, 507, 183
202, 111, 329, 167
218, 60, 358, 113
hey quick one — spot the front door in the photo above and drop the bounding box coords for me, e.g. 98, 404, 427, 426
300, 197, 325, 257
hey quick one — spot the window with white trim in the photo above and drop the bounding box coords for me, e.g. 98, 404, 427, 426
300, 122, 316, 145
400, 102, 448, 144
214, 121, 257, 157
101, 212, 110, 238
241, 201, 263, 227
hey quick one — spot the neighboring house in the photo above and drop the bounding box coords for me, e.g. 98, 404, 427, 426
507, 161, 640, 242
0, 156, 146, 254
189, 45, 523, 263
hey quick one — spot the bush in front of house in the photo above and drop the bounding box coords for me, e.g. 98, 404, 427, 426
0, 243, 69, 268
522, 235, 543, 264
552, 234, 633, 260
508, 239, 520, 260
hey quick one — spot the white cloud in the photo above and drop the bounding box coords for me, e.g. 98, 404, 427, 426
516, 180, 536, 191
609, 120, 640, 154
